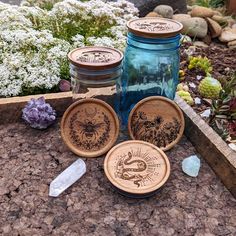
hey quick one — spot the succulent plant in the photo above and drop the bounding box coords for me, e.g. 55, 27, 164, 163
188, 56, 213, 75
22, 97, 56, 129
198, 76, 222, 99
177, 90, 194, 105
210, 75, 236, 140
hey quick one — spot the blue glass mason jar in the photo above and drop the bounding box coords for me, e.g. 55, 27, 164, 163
120, 18, 183, 124
68, 47, 123, 114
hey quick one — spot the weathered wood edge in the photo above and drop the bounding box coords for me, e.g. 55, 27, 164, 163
175, 95, 236, 198
0, 93, 236, 197
0, 92, 73, 124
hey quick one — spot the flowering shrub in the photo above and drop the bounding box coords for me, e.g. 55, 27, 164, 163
0, 0, 138, 97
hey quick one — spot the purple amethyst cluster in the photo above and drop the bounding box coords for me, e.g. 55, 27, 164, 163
22, 97, 56, 129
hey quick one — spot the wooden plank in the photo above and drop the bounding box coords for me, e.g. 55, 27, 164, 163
175, 95, 236, 198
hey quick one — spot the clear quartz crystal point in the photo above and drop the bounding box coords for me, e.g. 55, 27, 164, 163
49, 159, 86, 197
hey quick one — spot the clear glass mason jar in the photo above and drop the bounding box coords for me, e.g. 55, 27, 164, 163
120, 18, 183, 124
68, 47, 123, 114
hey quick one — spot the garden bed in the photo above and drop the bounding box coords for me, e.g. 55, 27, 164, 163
0, 120, 236, 235
0, 92, 236, 199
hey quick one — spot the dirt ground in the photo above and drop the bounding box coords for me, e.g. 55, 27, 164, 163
0, 121, 236, 236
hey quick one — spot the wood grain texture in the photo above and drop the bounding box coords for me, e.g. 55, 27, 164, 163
175, 95, 236, 198
61, 98, 119, 158
128, 96, 185, 151
104, 140, 170, 196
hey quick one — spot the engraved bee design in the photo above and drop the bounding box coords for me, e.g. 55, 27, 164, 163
77, 119, 105, 140
69, 107, 111, 150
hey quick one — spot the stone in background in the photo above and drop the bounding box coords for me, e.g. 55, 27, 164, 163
111, 0, 187, 16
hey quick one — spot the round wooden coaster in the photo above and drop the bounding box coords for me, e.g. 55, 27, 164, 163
128, 96, 185, 151
104, 140, 170, 196
61, 98, 119, 158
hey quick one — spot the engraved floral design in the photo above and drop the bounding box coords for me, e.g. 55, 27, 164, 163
131, 111, 181, 148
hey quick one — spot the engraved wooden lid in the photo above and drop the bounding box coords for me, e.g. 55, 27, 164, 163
128, 96, 185, 151
127, 17, 183, 38
61, 98, 119, 158
104, 140, 170, 195
68, 46, 123, 70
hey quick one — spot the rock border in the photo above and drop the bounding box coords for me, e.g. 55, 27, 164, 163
0, 93, 235, 198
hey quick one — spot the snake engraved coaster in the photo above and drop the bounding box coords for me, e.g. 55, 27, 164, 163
104, 140, 170, 197
61, 98, 119, 158
128, 96, 185, 151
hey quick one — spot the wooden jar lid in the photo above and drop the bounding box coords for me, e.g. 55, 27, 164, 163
104, 140, 170, 196
128, 96, 185, 151
127, 17, 183, 38
61, 98, 119, 158
68, 46, 123, 70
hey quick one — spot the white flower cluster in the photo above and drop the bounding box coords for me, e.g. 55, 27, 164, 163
0, 0, 138, 97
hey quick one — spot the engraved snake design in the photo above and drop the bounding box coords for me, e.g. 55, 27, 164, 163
116, 152, 147, 187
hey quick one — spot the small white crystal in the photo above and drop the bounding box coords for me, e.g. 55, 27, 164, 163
196, 75, 202, 81
194, 97, 201, 105
49, 159, 86, 197
200, 109, 211, 118
228, 143, 236, 152
182, 155, 201, 177
189, 82, 196, 88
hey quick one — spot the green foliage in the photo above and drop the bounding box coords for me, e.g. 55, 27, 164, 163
188, 56, 213, 75
195, 0, 225, 8
210, 75, 236, 140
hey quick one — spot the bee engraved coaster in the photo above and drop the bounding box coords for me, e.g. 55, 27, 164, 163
61, 98, 119, 157
128, 96, 185, 151
104, 140, 170, 197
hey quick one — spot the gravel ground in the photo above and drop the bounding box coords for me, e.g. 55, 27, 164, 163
0, 121, 236, 236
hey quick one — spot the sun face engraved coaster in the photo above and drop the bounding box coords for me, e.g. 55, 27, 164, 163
104, 140, 170, 197
127, 17, 183, 38
61, 98, 119, 158
128, 96, 185, 151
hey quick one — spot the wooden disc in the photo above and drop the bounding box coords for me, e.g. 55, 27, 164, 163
61, 98, 119, 158
104, 140, 170, 195
128, 96, 185, 151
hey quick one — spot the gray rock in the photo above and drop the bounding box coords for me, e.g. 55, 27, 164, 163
110, 0, 187, 17
180, 17, 208, 39
154, 5, 173, 18
219, 28, 236, 42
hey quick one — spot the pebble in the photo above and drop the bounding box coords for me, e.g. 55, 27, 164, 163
206, 17, 222, 38
182, 155, 201, 177
194, 97, 201, 105
181, 35, 192, 43
180, 17, 208, 39
153, 5, 173, 19
200, 109, 211, 118
219, 28, 236, 42
193, 41, 209, 48
145, 11, 161, 17
190, 6, 214, 18
228, 143, 236, 152
228, 40, 236, 49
